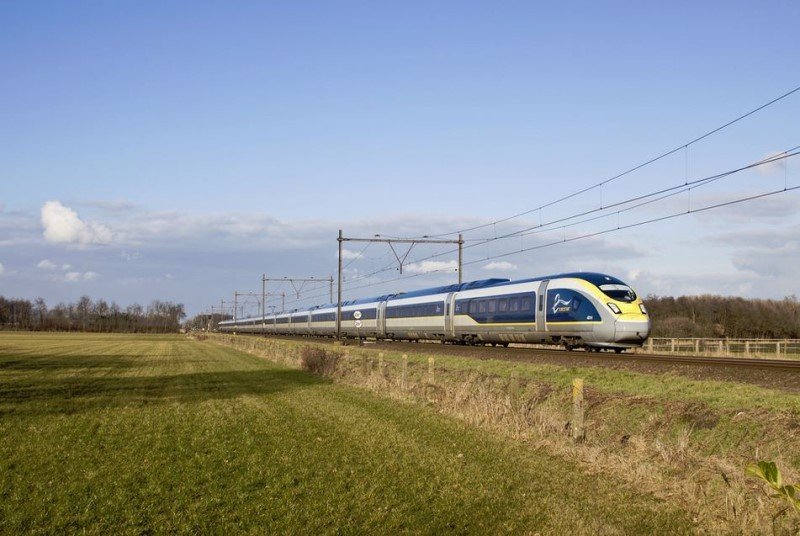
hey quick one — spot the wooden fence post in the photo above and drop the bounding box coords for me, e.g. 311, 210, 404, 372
572, 378, 585, 443
776, 341, 781, 358
402, 354, 408, 390
428, 356, 435, 385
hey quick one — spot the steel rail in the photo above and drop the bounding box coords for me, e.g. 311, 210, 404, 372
227, 333, 800, 370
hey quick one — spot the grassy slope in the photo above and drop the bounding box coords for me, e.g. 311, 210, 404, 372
364, 346, 800, 414
0, 333, 692, 534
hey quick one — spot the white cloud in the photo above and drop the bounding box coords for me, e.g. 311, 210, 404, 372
404, 260, 458, 274
120, 251, 141, 262
62, 271, 98, 282
61, 264, 71, 271
41, 201, 113, 245
756, 151, 789, 176
482, 261, 518, 271
37, 259, 58, 270
0, 262, 4, 276
340, 248, 365, 260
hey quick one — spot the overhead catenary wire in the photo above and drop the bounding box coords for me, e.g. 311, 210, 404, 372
271, 150, 798, 314
421, 84, 800, 238
324, 148, 800, 288
237, 94, 800, 316
342, 241, 372, 271
272, 181, 799, 312
333, 184, 800, 296
235, 87, 800, 316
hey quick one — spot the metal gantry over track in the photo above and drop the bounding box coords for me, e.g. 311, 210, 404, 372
336, 230, 464, 339
260, 275, 333, 336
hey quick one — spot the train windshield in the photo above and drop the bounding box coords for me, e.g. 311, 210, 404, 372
599, 284, 637, 303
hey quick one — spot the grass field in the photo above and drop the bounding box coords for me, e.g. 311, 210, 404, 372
0, 333, 694, 534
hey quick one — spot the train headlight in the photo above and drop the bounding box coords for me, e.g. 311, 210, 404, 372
639, 303, 647, 314
607, 303, 621, 314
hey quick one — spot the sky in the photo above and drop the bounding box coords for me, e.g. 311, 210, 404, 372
1, 0, 799, 317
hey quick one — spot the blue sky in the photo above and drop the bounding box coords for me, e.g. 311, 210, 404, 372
1, 1, 799, 316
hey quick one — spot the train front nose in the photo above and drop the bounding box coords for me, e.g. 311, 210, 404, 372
614, 314, 650, 345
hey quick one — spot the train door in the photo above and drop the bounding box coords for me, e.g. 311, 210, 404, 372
536, 280, 549, 333
377, 301, 387, 338
444, 293, 456, 338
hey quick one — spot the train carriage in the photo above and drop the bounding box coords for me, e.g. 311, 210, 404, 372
218, 272, 649, 352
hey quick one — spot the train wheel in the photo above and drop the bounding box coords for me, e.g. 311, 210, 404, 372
614, 348, 624, 354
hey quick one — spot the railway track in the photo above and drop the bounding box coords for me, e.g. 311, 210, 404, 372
612, 352, 800, 369
235, 333, 800, 370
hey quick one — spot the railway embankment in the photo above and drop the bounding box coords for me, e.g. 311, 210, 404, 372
205, 333, 800, 534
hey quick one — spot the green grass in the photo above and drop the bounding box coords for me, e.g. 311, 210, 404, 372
0, 333, 693, 534
348, 345, 800, 414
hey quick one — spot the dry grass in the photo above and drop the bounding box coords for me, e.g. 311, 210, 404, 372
210, 333, 800, 535
299, 346, 340, 376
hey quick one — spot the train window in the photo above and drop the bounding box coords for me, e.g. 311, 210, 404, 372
488, 299, 496, 313
436, 304, 442, 314
521, 297, 532, 311
470, 301, 478, 314
599, 284, 637, 303
498, 299, 508, 312
510, 298, 519, 312
478, 301, 487, 314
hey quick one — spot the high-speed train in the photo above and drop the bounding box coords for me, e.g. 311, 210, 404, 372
218, 272, 650, 352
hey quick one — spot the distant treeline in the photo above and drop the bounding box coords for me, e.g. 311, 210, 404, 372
3, 293, 799, 338
645, 294, 800, 339
0, 296, 186, 333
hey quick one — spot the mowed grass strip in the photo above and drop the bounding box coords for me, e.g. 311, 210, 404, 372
0, 333, 692, 534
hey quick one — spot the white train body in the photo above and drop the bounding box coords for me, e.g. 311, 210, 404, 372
219, 272, 650, 350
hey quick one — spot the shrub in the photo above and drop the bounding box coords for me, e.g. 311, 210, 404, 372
300, 347, 340, 376
747, 461, 800, 520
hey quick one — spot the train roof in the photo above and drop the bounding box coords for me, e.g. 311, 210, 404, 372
498, 272, 629, 288
308, 278, 511, 309
219, 272, 629, 324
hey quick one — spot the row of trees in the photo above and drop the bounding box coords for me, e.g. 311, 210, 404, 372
0, 296, 186, 333
644, 294, 800, 339
3, 293, 799, 338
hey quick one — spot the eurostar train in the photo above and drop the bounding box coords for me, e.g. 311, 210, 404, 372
218, 272, 650, 352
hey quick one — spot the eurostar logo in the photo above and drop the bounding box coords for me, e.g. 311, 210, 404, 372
551, 294, 572, 314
